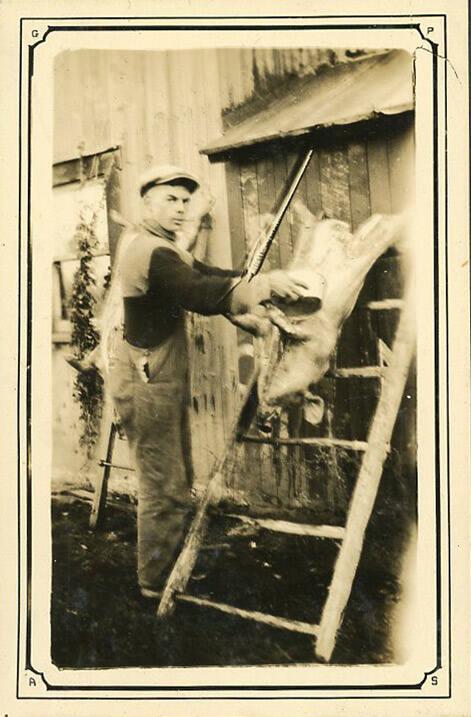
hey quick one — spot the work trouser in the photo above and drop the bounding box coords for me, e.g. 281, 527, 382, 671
108, 337, 193, 590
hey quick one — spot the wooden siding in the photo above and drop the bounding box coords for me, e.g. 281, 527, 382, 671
53, 49, 239, 489
225, 117, 415, 514
52, 48, 414, 516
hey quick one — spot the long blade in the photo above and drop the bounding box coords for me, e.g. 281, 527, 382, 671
245, 148, 314, 280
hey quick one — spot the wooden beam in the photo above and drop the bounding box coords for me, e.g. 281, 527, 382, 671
89, 413, 117, 530
174, 593, 320, 637
225, 514, 345, 540
52, 146, 120, 187
98, 460, 134, 472
240, 434, 370, 452
365, 299, 404, 311
53, 249, 109, 264
53, 489, 134, 515
334, 367, 384, 378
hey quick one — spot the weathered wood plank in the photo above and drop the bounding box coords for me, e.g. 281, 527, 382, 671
304, 149, 323, 217
226, 513, 345, 539
387, 123, 415, 213
348, 140, 371, 231
285, 149, 310, 259
142, 51, 173, 167
186, 314, 211, 488
199, 49, 241, 458
206, 316, 232, 451
272, 152, 294, 268
239, 160, 262, 256
104, 158, 122, 263
106, 51, 142, 223
256, 154, 278, 271
254, 154, 290, 503
221, 161, 252, 476
167, 50, 199, 170
241, 435, 370, 451
174, 593, 320, 637
334, 367, 384, 378
238, 160, 265, 499
225, 161, 247, 269
366, 134, 392, 215
53, 52, 82, 162
318, 144, 351, 224
346, 138, 378, 436
318, 143, 357, 488
366, 298, 404, 310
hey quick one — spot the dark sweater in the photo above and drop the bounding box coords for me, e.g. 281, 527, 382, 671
120, 225, 241, 349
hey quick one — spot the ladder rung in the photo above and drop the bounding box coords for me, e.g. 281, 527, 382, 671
174, 592, 319, 637
226, 514, 345, 540
240, 435, 369, 451
99, 460, 135, 471
365, 299, 404, 310
334, 366, 384, 378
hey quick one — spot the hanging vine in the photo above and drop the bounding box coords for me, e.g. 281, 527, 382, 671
68, 154, 115, 457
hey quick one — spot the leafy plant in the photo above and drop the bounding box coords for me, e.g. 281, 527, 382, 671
69, 195, 105, 456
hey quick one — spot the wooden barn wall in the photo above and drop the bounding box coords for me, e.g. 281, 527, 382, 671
53, 47, 413, 514
225, 117, 415, 515
53, 49, 240, 489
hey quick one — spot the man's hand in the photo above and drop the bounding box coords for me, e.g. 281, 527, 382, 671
267, 270, 309, 302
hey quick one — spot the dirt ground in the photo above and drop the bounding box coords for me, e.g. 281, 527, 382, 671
51, 488, 412, 668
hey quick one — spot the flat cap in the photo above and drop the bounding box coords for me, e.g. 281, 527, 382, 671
139, 164, 200, 196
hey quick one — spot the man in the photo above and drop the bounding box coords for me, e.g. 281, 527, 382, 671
108, 164, 308, 598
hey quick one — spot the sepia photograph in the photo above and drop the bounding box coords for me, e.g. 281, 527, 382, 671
1, 3, 469, 714
50, 43, 417, 670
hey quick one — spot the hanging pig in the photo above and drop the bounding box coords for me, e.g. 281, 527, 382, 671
229, 202, 407, 426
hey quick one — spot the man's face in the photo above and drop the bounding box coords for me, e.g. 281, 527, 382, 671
143, 184, 192, 232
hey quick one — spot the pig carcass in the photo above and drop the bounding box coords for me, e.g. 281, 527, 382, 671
230, 202, 407, 426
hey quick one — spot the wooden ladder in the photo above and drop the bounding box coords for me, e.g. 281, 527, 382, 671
155, 291, 415, 662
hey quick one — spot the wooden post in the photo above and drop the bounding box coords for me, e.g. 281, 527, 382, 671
315, 289, 415, 662
89, 410, 117, 530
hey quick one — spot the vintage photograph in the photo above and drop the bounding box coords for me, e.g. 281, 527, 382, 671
50, 42, 418, 669
0, 1, 469, 712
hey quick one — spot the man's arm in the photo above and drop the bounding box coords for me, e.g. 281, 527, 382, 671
148, 248, 270, 316
148, 247, 309, 316
192, 258, 241, 279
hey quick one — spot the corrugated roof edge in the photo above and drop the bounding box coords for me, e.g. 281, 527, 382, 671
205, 107, 414, 157
201, 49, 413, 158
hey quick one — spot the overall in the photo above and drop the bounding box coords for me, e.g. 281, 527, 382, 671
108, 229, 194, 590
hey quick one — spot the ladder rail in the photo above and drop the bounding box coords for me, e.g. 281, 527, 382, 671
315, 288, 415, 661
